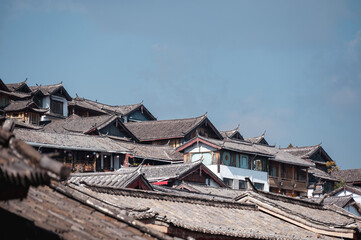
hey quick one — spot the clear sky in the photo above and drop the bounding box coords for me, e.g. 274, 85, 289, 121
1, 0, 360, 169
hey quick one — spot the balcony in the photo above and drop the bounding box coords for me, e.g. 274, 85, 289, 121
269, 176, 307, 192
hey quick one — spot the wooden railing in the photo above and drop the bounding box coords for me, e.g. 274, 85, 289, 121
268, 176, 307, 192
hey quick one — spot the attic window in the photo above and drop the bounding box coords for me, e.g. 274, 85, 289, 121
50, 99, 63, 115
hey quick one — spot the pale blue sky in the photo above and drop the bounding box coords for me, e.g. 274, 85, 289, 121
1, 0, 360, 169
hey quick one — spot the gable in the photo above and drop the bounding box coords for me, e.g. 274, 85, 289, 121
99, 119, 130, 138
127, 108, 153, 121
186, 118, 223, 140
183, 142, 218, 153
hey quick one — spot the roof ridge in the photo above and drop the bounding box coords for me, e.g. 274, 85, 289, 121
84, 184, 257, 209
281, 145, 321, 150
124, 114, 206, 124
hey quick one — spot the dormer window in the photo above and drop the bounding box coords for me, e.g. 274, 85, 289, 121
50, 99, 63, 115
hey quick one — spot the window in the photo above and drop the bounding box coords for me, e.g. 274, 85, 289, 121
254, 182, 264, 190
29, 113, 39, 125
223, 178, 233, 188
270, 166, 277, 177
253, 159, 263, 171
239, 180, 246, 189
50, 99, 63, 115
241, 156, 248, 169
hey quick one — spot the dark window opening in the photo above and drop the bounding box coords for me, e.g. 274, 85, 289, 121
50, 99, 63, 115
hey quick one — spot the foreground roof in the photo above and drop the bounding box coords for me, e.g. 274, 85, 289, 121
69, 183, 340, 239
332, 169, 361, 183
0, 120, 70, 200
236, 185, 361, 239
124, 113, 223, 141
0, 182, 171, 240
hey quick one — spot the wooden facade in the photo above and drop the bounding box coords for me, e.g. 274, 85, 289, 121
6, 111, 41, 125
268, 161, 308, 196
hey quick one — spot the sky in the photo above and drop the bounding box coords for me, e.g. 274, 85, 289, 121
0, 0, 360, 169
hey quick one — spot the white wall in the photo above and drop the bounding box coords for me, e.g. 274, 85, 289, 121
207, 165, 269, 191
40, 95, 68, 121
335, 190, 361, 205
184, 142, 217, 153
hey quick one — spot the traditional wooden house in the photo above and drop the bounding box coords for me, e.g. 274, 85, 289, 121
177, 136, 314, 195
4, 99, 48, 125
14, 126, 183, 172
68, 96, 156, 121
116, 161, 228, 188
176, 136, 272, 191
332, 169, 361, 187
28, 82, 72, 121
283, 144, 337, 196
124, 113, 223, 148
42, 114, 138, 139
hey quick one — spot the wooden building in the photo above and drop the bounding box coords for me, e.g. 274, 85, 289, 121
177, 136, 313, 195
124, 113, 223, 148
283, 144, 337, 196
68, 96, 157, 121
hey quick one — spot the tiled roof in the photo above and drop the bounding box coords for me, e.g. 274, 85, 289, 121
68, 170, 152, 189
3, 99, 47, 113
29, 83, 72, 100
220, 127, 244, 140
124, 114, 220, 141
236, 188, 361, 238
0, 183, 170, 240
116, 161, 203, 182
244, 133, 268, 145
69, 97, 155, 118
5, 80, 28, 92
323, 195, 354, 208
0, 120, 70, 199
14, 128, 131, 154
176, 182, 244, 199
282, 145, 321, 158
328, 185, 361, 197
42, 114, 120, 134
112, 139, 183, 162
70, 183, 340, 239
332, 169, 361, 183
308, 167, 338, 181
